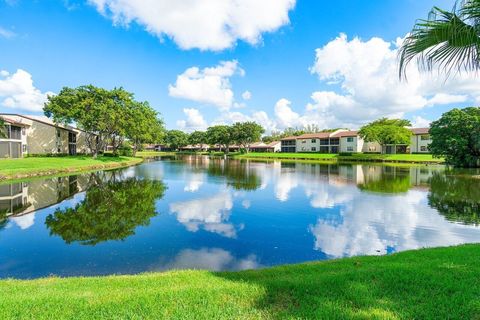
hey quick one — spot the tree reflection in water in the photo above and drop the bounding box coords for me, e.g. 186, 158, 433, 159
428, 171, 480, 226
357, 166, 411, 194
45, 174, 166, 245
207, 159, 261, 191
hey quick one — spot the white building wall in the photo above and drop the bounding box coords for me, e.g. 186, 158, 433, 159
296, 138, 320, 152
410, 134, 432, 153
339, 137, 359, 152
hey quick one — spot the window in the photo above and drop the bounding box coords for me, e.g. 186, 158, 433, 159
9, 126, 21, 140
347, 146, 354, 152
302, 140, 306, 144
57, 130, 61, 138
311, 139, 316, 143
421, 146, 428, 152
22, 144, 27, 153
420, 135, 430, 141
346, 137, 354, 143
311, 147, 316, 151
57, 148, 61, 153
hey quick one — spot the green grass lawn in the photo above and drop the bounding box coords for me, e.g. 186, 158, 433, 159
0, 244, 478, 319
235, 152, 444, 163
0, 156, 143, 180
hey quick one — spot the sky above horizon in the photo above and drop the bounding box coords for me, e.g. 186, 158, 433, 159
1, 0, 478, 133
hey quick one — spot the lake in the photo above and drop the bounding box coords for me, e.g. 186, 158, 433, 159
1, 156, 480, 279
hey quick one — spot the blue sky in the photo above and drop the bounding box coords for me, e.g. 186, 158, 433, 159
1, 0, 475, 132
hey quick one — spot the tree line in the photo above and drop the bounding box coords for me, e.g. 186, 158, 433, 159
33, 84, 480, 167
165, 121, 265, 153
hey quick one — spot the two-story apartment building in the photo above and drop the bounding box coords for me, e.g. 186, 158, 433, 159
0, 114, 92, 158
280, 128, 432, 154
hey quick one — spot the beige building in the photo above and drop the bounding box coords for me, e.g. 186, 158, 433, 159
280, 128, 432, 154
250, 141, 281, 153
0, 114, 92, 158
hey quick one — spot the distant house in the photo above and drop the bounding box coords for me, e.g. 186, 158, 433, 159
250, 141, 281, 153
178, 144, 210, 152
0, 114, 93, 158
279, 128, 432, 154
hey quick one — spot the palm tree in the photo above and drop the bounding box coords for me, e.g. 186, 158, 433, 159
399, 0, 480, 79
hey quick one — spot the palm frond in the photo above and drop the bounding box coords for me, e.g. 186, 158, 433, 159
399, 1, 480, 80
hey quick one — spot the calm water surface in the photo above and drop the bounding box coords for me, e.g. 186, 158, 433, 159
1, 156, 479, 278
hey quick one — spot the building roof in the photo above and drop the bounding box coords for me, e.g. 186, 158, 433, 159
332, 130, 359, 138
296, 132, 331, 139
0, 113, 79, 132
280, 135, 298, 141
251, 141, 280, 148
0, 114, 32, 127
410, 128, 429, 135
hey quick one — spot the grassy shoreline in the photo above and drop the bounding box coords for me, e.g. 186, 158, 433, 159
234, 152, 444, 164
0, 244, 478, 319
0, 156, 143, 182
137, 151, 445, 164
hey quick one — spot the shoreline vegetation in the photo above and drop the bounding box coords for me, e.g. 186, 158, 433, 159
0, 156, 143, 182
0, 244, 478, 319
0, 152, 444, 182
137, 151, 445, 164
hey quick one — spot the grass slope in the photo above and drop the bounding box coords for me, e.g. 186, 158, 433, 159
235, 152, 444, 163
0, 156, 143, 181
0, 244, 479, 319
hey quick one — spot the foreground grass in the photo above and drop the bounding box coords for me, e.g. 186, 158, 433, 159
1, 244, 479, 319
0, 156, 143, 181
235, 152, 444, 164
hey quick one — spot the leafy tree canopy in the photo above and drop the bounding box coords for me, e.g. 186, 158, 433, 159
45, 177, 166, 245
166, 130, 189, 150
429, 107, 480, 167
359, 118, 412, 151
206, 125, 235, 153
44, 85, 164, 157
231, 122, 264, 151
188, 131, 207, 145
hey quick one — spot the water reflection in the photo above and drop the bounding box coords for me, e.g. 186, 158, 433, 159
45, 176, 166, 245
428, 171, 480, 226
1, 156, 480, 278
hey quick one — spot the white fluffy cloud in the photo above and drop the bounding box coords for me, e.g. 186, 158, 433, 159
158, 248, 259, 271
242, 90, 252, 100
169, 60, 243, 110
176, 108, 208, 132
306, 33, 480, 128
0, 69, 54, 112
169, 191, 240, 238
88, 0, 295, 50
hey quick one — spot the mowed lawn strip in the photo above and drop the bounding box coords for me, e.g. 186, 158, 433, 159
0, 156, 143, 180
0, 244, 479, 319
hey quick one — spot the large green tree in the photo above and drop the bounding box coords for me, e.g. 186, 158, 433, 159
399, 0, 480, 78
44, 85, 129, 157
44, 85, 162, 157
358, 118, 412, 153
45, 177, 166, 245
206, 125, 235, 154
188, 131, 207, 145
165, 130, 189, 150
429, 107, 480, 167
125, 101, 165, 156
231, 122, 265, 152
